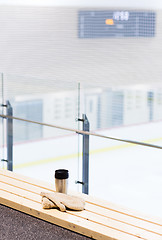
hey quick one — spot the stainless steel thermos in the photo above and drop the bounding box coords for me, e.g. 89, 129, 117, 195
55, 169, 69, 194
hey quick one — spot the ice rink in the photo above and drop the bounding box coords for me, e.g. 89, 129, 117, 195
5, 120, 162, 219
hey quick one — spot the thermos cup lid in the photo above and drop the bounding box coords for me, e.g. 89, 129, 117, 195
55, 169, 69, 179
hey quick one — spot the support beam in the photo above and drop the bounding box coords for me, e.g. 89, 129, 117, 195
6, 101, 13, 171
82, 114, 89, 194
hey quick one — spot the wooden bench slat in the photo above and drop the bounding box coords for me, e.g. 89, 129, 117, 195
0, 189, 142, 240
0, 181, 42, 203
0, 169, 55, 190
2, 169, 161, 228
1, 170, 162, 234
0, 177, 161, 240
0, 174, 51, 195
69, 209, 162, 240
76, 192, 162, 227
1, 180, 156, 240
85, 203, 162, 236
1, 169, 162, 240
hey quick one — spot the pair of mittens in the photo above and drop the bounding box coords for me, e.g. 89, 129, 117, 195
40, 192, 85, 212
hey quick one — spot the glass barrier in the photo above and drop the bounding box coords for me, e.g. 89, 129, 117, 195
88, 127, 162, 218
0, 73, 83, 192
13, 119, 80, 192
0, 73, 162, 219
80, 83, 162, 133
3, 73, 80, 142
80, 82, 162, 218
1, 73, 162, 218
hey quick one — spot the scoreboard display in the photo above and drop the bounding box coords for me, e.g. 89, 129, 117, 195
78, 11, 156, 38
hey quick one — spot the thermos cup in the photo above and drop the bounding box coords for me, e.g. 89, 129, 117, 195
55, 169, 69, 194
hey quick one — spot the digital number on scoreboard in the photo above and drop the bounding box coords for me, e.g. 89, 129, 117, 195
78, 11, 156, 38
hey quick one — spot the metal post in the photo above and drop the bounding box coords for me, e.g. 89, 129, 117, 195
6, 101, 13, 171
82, 114, 89, 194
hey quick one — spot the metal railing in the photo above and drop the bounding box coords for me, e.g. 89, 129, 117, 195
1, 101, 162, 194
1, 113, 162, 149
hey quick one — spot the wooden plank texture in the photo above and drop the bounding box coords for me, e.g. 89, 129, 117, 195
0, 169, 162, 240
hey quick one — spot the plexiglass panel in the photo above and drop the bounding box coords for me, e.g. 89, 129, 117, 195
4, 74, 79, 142
13, 120, 80, 192
88, 130, 162, 218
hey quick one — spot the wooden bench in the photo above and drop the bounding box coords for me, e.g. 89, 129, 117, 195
0, 169, 162, 240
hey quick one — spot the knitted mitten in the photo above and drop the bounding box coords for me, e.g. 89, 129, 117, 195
40, 192, 85, 212
41, 196, 57, 209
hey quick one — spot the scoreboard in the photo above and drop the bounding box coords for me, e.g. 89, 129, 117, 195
78, 11, 156, 38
